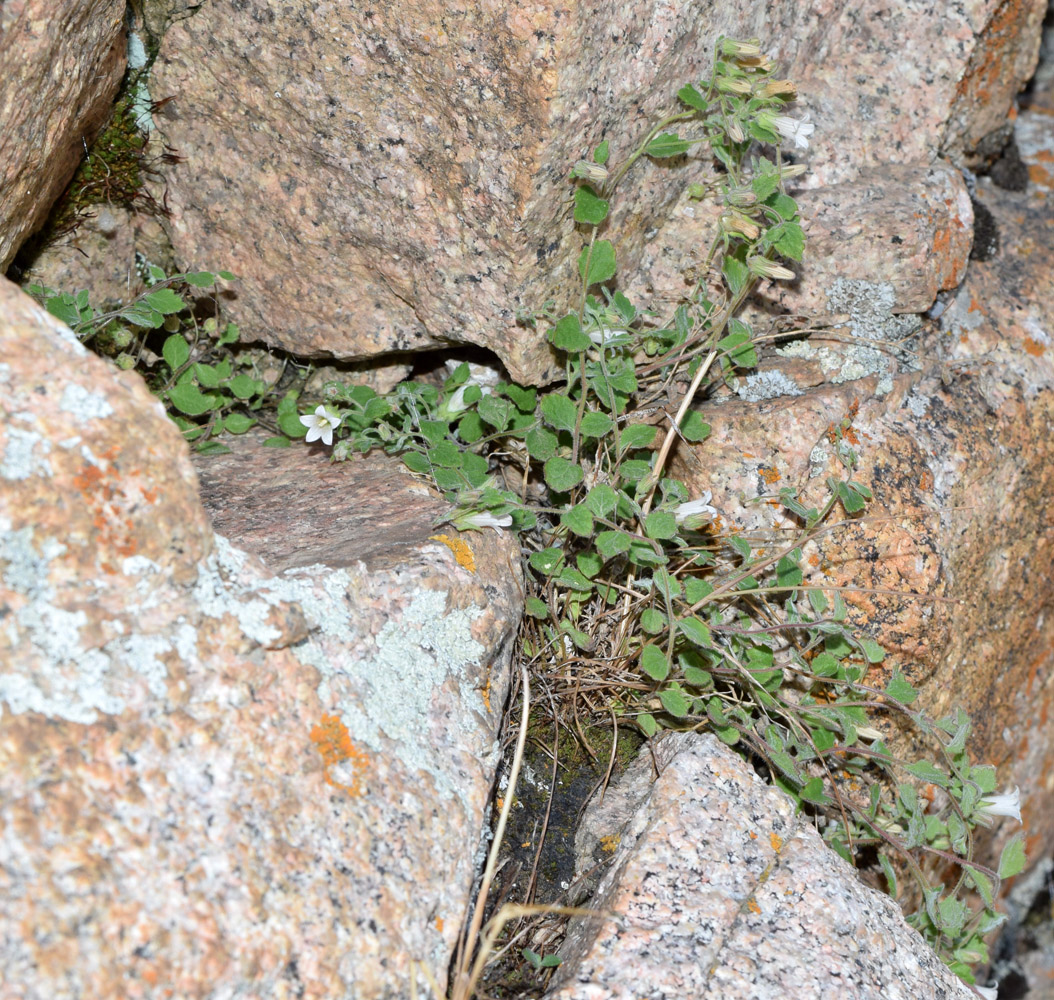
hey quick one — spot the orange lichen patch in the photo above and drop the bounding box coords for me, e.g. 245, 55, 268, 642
72, 456, 142, 568
599, 834, 621, 854
435, 916, 444, 932
748, 830, 758, 840
747, 897, 761, 915
480, 678, 492, 713
758, 465, 780, 485
429, 533, 476, 572
309, 714, 368, 796
918, 468, 934, 492
769, 833, 783, 853
1023, 337, 1046, 357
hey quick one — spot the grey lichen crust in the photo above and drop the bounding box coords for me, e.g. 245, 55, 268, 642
778, 278, 923, 396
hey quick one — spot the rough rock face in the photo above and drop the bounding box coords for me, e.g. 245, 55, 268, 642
670, 92, 1054, 874
547, 733, 974, 1000
146, 0, 1043, 383
0, 276, 523, 997
0, 0, 127, 271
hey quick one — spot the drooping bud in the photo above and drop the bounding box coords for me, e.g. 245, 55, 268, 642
719, 37, 762, 58
726, 118, 745, 143
758, 79, 797, 99
716, 76, 752, 95
721, 211, 761, 240
572, 160, 609, 183
747, 255, 796, 281
725, 187, 758, 208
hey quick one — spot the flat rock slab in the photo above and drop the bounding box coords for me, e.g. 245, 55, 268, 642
549, 733, 973, 1000
0, 276, 523, 998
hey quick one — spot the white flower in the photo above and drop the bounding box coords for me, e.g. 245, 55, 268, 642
973, 986, 998, 1000
299, 405, 342, 446
760, 111, 815, 149
977, 786, 1022, 826
588, 327, 628, 346
674, 493, 717, 527
454, 511, 513, 533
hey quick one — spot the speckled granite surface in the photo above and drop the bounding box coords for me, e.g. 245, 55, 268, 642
549, 733, 974, 1000
0, 276, 523, 998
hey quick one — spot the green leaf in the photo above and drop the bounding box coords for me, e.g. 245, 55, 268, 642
478, 394, 514, 430
579, 411, 613, 438
585, 484, 618, 517
183, 271, 217, 287
646, 132, 690, 157
574, 186, 609, 225
541, 393, 578, 432
46, 295, 82, 327
716, 329, 757, 368
561, 505, 595, 537
578, 240, 617, 286
218, 270, 237, 281
144, 288, 185, 314
529, 547, 565, 576
722, 255, 750, 296
772, 221, 805, 261
223, 412, 255, 434
526, 425, 559, 461
593, 140, 610, 165
659, 685, 690, 717
905, 760, 950, 787
640, 608, 666, 634
967, 867, 995, 909
544, 456, 583, 492
556, 567, 594, 594
884, 672, 917, 704
195, 439, 231, 455
998, 834, 1027, 879
677, 83, 708, 111
262, 435, 290, 447
858, 636, 885, 664
167, 383, 218, 416
194, 363, 220, 387
879, 854, 898, 896
120, 301, 164, 328
637, 713, 658, 737
576, 550, 603, 578
458, 411, 484, 443
217, 322, 240, 346
680, 411, 710, 443
768, 192, 799, 222
937, 895, 968, 935
684, 577, 712, 604
428, 441, 462, 467
506, 384, 536, 412
595, 530, 632, 559
526, 597, 550, 619
678, 616, 712, 648
612, 291, 636, 324
618, 423, 657, 451
162, 334, 190, 370
278, 410, 309, 438
800, 777, 832, 805
640, 645, 670, 681
227, 373, 260, 400
776, 553, 803, 588
644, 510, 678, 540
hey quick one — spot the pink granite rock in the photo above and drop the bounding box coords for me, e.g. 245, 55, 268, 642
0, 0, 127, 270
144, 0, 1043, 383
549, 733, 974, 1000
0, 275, 524, 997
666, 92, 1054, 877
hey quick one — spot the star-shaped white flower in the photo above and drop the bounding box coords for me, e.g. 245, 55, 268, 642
977, 786, 1021, 826
299, 405, 342, 446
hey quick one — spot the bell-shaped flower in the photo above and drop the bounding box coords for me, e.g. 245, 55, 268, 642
674, 493, 717, 530
299, 405, 342, 446
452, 510, 513, 534
977, 786, 1022, 826
757, 110, 815, 149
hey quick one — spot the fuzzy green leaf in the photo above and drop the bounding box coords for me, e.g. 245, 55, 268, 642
593, 140, 610, 165
525, 597, 550, 619
561, 504, 595, 537
550, 314, 593, 353
544, 456, 583, 492
680, 411, 711, 443
644, 510, 678, 540
677, 83, 708, 111
574, 185, 610, 225
578, 240, 617, 286
640, 608, 666, 634
541, 393, 578, 432
223, 412, 255, 434
998, 834, 1027, 879
658, 685, 690, 717
529, 547, 565, 576
640, 645, 670, 681
585, 484, 619, 517
637, 712, 658, 737
228, 374, 261, 400
884, 672, 918, 704
678, 616, 712, 648
646, 132, 690, 157
526, 425, 559, 461
145, 288, 185, 315
162, 334, 190, 370
167, 383, 218, 416
595, 530, 632, 559
579, 411, 614, 438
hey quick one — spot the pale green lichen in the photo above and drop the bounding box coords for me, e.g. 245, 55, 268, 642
736, 370, 803, 402
1, 428, 53, 480
60, 383, 114, 421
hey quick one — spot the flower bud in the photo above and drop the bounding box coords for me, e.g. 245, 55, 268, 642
716, 76, 752, 95
572, 160, 609, 183
758, 79, 797, 99
725, 187, 757, 208
726, 118, 745, 143
719, 37, 761, 58
115, 352, 136, 370
747, 255, 796, 281
721, 212, 761, 240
